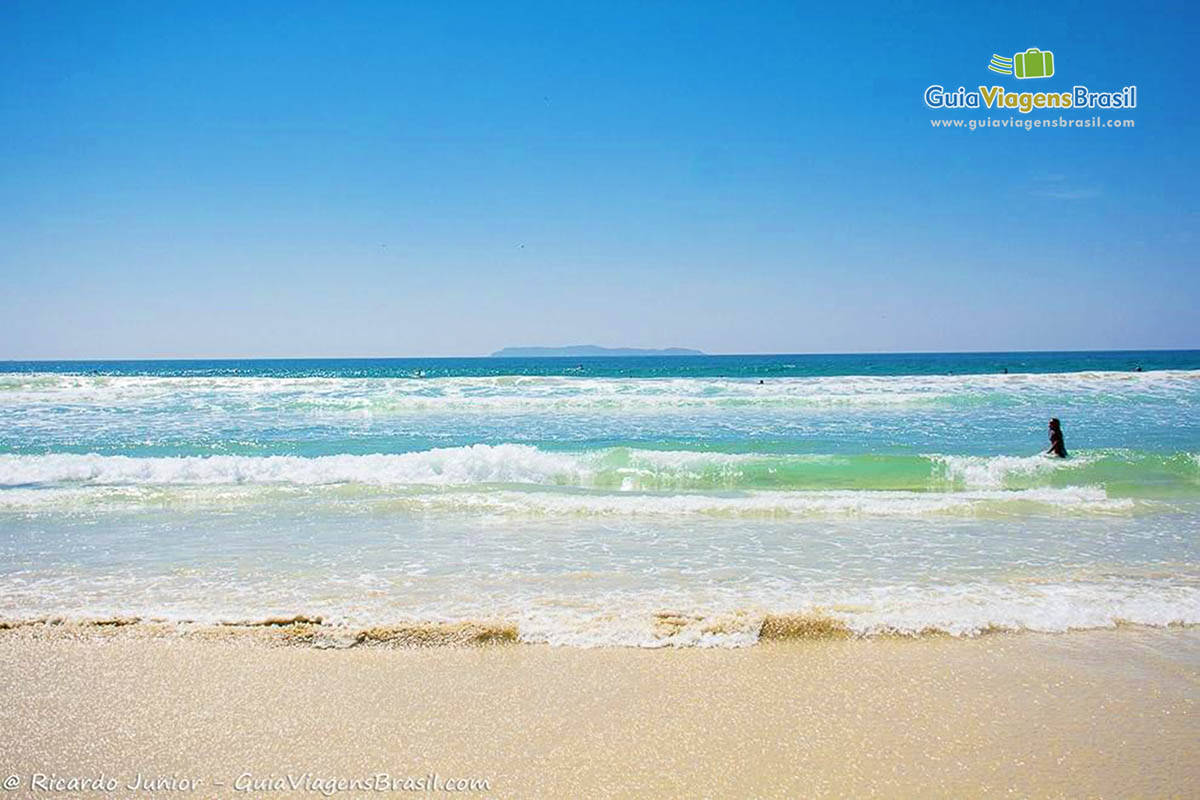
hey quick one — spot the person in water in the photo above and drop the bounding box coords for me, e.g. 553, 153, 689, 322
1046, 418, 1067, 458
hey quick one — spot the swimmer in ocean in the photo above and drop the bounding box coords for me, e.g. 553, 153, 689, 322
1046, 418, 1067, 458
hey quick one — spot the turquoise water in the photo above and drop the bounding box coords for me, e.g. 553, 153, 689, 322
1, 352, 1198, 645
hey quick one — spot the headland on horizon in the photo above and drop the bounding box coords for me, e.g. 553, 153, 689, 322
490, 345, 705, 357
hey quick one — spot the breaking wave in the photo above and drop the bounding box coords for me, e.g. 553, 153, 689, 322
0, 446, 1193, 495
3, 370, 1199, 414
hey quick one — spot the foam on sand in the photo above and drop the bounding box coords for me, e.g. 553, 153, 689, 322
3, 576, 1196, 648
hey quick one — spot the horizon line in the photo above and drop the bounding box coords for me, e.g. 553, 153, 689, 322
2, 346, 1199, 363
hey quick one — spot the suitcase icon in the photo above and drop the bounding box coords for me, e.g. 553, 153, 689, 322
1014, 48, 1054, 79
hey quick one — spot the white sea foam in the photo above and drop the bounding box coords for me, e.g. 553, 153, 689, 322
0, 447, 1155, 516
928, 452, 1097, 488
0, 482, 1135, 517
0, 446, 585, 488
0, 580, 1194, 647
0, 447, 1119, 490
833, 583, 1200, 638
391, 486, 1131, 517
3, 369, 1198, 413
529, 583, 1200, 646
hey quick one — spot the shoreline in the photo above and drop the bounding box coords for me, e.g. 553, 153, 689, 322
2, 627, 1196, 797
3, 615, 1197, 649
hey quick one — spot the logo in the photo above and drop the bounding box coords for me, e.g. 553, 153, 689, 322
924, 46, 1136, 115
989, 48, 1055, 79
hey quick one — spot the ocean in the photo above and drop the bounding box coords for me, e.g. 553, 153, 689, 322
1, 351, 1198, 646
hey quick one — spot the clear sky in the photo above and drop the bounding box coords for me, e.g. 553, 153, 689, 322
1, 0, 1196, 358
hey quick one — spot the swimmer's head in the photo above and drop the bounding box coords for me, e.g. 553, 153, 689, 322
1049, 418, 1061, 431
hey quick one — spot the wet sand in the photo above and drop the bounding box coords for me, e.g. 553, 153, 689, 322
0, 627, 1196, 798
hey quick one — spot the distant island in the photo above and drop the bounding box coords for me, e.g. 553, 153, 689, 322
490, 345, 706, 358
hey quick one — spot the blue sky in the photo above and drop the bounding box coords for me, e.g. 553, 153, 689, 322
1, 0, 1196, 358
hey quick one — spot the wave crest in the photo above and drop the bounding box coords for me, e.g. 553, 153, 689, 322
1, 446, 1192, 495
4, 370, 1199, 414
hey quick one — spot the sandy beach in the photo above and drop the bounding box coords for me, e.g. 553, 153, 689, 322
1, 626, 1196, 798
